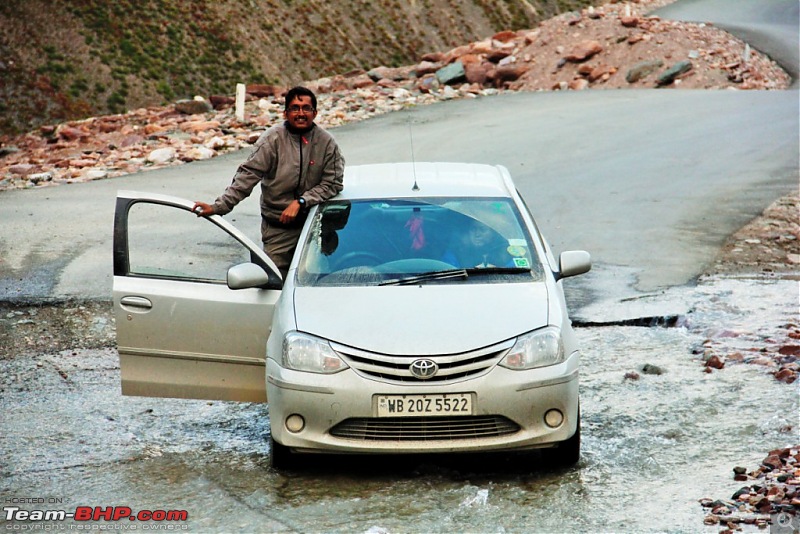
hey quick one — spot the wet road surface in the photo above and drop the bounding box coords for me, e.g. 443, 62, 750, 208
1, 276, 797, 532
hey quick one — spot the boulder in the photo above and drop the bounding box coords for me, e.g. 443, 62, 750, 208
174, 99, 212, 115
147, 147, 176, 164
656, 60, 693, 86
435, 61, 467, 85
565, 40, 603, 62
626, 59, 665, 83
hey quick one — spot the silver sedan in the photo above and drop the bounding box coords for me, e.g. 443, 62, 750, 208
113, 162, 591, 469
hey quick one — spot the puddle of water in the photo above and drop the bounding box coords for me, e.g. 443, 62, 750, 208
1, 277, 797, 532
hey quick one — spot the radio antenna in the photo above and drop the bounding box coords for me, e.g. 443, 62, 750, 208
407, 116, 420, 191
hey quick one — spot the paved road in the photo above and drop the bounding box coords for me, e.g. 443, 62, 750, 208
656, 0, 799, 86
0, 0, 797, 308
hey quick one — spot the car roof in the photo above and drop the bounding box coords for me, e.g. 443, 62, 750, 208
340, 162, 517, 200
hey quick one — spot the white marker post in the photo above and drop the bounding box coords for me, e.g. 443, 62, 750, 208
235, 83, 246, 122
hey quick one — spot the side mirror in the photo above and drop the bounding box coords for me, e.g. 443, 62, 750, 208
227, 262, 278, 290
557, 250, 591, 280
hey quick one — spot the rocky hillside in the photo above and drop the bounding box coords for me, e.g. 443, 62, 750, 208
0, 0, 600, 137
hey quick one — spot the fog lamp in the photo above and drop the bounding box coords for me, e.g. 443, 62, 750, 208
544, 409, 564, 428
285, 414, 305, 433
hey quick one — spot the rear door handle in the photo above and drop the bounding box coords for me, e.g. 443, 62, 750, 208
120, 296, 153, 310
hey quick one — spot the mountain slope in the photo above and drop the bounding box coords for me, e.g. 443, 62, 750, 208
0, 0, 597, 136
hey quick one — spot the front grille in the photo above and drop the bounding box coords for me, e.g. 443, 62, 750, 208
330, 340, 514, 384
330, 416, 520, 441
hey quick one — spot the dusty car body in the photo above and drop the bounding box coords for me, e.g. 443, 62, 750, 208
113, 162, 590, 468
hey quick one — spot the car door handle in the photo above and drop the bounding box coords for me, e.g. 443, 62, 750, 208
120, 296, 153, 310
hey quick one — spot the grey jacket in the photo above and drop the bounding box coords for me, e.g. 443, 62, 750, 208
213, 121, 344, 223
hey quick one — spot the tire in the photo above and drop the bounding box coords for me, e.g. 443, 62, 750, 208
270, 436, 295, 470
550, 407, 581, 467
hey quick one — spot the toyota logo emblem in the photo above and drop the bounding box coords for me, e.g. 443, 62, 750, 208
409, 359, 438, 379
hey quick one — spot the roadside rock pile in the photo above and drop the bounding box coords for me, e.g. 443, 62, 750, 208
700, 446, 800, 530
0, 0, 791, 192
697, 191, 800, 384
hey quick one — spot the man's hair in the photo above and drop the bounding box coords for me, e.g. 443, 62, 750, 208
284, 86, 317, 111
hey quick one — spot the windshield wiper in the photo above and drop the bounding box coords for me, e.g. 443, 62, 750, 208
378, 266, 531, 286
464, 266, 531, 275
379, 269, 468, 286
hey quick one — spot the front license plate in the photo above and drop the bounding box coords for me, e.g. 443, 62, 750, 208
376, 393, 473, 417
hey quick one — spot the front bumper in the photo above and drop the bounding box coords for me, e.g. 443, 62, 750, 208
266, 352, 579, 454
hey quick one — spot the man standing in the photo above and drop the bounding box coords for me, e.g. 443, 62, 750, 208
193, 86, 345, 279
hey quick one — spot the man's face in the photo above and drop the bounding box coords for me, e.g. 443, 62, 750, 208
468, 221, 493, 247
284, 95, 317, 130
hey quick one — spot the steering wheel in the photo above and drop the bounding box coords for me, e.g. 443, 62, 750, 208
332, 252, 383, 271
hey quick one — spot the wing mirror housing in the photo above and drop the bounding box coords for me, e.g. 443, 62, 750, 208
227, 262, 282, 290
556, 250, 591, 280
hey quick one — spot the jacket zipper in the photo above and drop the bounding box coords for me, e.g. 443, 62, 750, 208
296, 135, 307, 199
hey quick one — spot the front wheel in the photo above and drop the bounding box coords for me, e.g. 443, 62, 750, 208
270, 436, 295, 470
549, 407, 580, 467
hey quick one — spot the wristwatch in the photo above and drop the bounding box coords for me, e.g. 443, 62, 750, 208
297, 197, 306, 208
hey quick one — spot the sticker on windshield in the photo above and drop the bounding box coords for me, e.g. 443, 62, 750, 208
513, 257, 530, 268
507, 245, 527, 257
508, 239, 526, 247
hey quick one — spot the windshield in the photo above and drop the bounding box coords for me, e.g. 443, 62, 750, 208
296, 197, 544, 286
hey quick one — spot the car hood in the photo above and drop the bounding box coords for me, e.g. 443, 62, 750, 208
293, 282, 549, 355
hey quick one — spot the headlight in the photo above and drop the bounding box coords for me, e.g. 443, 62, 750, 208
282, 331, 349, 374
500, 327, 564, 370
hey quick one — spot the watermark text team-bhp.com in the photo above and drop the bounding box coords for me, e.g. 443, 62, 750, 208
3, 498, 188, 531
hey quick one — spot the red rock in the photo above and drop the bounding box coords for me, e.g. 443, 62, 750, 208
774, 368, 798, 383
569, 78, 590, 90
465, 62, 493, 85
486, 49, 512, 63
620, 16, 639, 28
350, 75, 374, 89
420, 52, 444, 62
144, 124, 166, 135
9, 163, 36, 175
459, 53, 481, 66
413, 61, 441, 77
245, 84, 284, 98
778, 345, 800, 356
589, 65, 617, 82
492, 30, 517, 43
705, 355, 725, 369
565, 40, 603, 62
209, 95, 235, 109
628, 34, 645, 45
443, 45, 472, 64
180, 120, 221, 133
470, 40, 494, 55
57, 126, 88, 141
97, 120, 120, 133
493, 65, 526, 83
68, 159, 96, 168
762, 455, 783, 470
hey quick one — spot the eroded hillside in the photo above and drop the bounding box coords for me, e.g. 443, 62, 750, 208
0, 0, 597, 136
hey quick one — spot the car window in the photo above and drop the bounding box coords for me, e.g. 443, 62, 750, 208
296, 197, 544, 286
126, 201, 251, 283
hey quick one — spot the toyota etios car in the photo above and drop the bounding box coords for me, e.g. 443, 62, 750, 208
113, 162, 591, 468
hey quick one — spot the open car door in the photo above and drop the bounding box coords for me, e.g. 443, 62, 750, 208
113, 190, 282, 402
